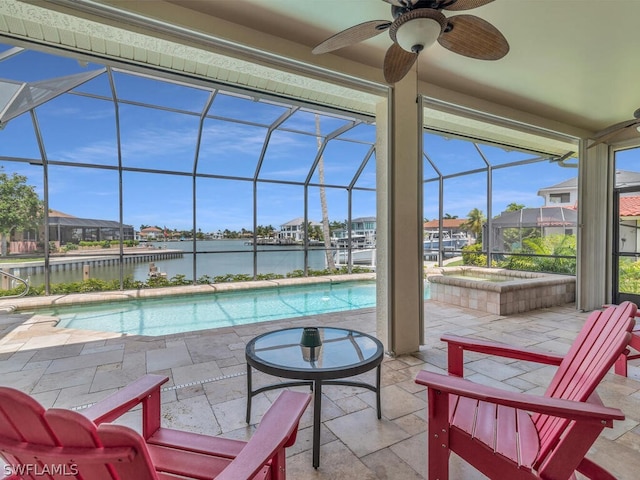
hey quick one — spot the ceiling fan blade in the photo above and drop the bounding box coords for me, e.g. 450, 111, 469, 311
384, 42, 418, 84
438, 14, 509, 60
312, 20, 391, 54
443, 0, 495, 11
588, 119, 640, 149
383, 0, 419, 7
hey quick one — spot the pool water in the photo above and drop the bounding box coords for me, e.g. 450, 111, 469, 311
48, 281, 403, 336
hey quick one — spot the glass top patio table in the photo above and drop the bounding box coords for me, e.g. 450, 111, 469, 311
246, 326, 383, 377
245, 326, 384, 468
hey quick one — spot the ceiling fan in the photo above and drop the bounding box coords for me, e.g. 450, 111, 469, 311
312, 0, 509, 84
588, 108, 640, 149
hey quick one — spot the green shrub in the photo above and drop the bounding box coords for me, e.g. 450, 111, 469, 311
212, 273, 253, 283
196, 274, 214, 284
499, 234, 576, 275
461, 243, 487, 267
256, 273, 285, 280
1, 265, 373, 297
122, 276, 146, 289
619, 258, 640, 294
0, 284, 30, 297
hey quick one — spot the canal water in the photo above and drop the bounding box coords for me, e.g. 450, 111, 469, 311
22, 240, 332, 286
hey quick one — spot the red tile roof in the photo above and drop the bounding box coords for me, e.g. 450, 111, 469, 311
48, 209, 76, 218
424, 218, 466, 229
620, 196, 640, 216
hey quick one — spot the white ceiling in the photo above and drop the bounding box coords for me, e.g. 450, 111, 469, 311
5, 0, 640, 140
167, 0, 640, 136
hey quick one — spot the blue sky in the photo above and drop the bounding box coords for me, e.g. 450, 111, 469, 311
0, 42, 579, 232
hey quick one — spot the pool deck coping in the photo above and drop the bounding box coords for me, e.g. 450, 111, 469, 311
426, 266, 575, 292
0, 272, 376, 312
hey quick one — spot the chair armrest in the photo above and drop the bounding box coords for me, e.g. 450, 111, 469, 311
442, 334, 565, 376
442, 334, 565, 365
215, 390, 311, 480
415, 370, 624, 424
81, 374, 169, 425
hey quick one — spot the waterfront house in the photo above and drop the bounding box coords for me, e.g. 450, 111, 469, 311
488, 206, 577, 252
48, 211, 135, 246
331, 216, 377, 247
423, 218, 471, 241
278, 217, 323, 243
10, 210, 135, 254
618, 196, 640, 254
537, 170, 640, 207
138, 226, 164, 242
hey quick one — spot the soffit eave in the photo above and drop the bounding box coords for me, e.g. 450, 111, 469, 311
423, 99, 580, 157
1, 0, 386, 119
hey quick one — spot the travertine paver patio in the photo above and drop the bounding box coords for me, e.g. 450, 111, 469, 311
1, 297, 640, 479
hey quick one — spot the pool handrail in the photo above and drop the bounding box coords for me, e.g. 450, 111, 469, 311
0, 269, 30, 298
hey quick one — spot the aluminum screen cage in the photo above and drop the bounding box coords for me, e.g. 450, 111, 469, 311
488, 207, 577, 252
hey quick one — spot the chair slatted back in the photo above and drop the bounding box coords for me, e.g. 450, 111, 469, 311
532, 301, 636, 467
0, 387, 157, 480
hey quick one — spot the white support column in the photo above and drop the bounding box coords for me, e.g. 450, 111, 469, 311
577, 141, 613, 310
376, 73, 423, 356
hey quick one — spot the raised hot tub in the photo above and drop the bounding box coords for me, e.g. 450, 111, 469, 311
426, 266, 575, 315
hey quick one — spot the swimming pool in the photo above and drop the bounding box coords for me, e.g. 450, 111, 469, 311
48, 281, 387, 336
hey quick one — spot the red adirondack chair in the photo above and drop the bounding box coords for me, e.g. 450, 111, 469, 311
615, 321, 640, 376
0, 374, 310, 480
415, 301, 637, 480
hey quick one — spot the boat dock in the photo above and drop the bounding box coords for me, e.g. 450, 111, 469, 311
245, 238, 301, 246
0, 248, 183, 278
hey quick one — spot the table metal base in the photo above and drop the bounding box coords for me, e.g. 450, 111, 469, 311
246, 363, 382, 469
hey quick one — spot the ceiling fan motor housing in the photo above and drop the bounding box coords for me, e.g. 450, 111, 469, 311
389, 9, 447, 53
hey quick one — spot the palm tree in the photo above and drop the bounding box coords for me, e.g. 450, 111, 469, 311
462, 208, 486, 241
506, 202, 525, 212
316, 114, 335, 269
330, 220, 345, 231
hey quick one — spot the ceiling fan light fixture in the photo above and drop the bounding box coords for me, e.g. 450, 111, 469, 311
390, 9, 447, 54
395, 17, 441, 53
